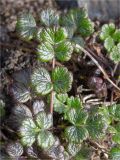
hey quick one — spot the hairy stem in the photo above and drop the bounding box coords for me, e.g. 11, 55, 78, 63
77, 45, 120, 92
50, 58, 55, 113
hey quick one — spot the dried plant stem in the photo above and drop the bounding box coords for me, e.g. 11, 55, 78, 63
50, 58, 55, 114
77, 45, 120, 92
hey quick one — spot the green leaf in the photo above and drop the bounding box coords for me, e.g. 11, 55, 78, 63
98, 107, 111, 124
37, 130, 55, 149
20, 118, 38, 146
104, 36, 114, 52
112, 133, 120, 144
66, 108, 88, 126
40, 9, 59, 27
114, 104, 120, 120
114, 122, 120, 132
67, 96, 83, 109
31, 68, 53, 95
86, 114, 107, 139
37, 42, 54, 62
110, 43, 120, 63
108, 104, 117, 116
100, 23, 115, 40
38, 28, 73, 62
40, 28, 68, 44
77, 18, 94, 37
62, 8, 94, 37
16, 13, 37, 40
113, 29, 120, 43
36, 112, 53, 129
65, 126, 88, 143
56, 93, 68, 103
110, 147, 120, 160
55, 41, 73, 62
52, 67, 73, 93
53, 93, 67, 114
67, 142, 81, 156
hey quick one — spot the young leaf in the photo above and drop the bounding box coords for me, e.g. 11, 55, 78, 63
31, 68, 53, 95
110, 147, 120, 160
110, 43, 120, 63
52, 67, 73, 93
20, 118, 38, 146
55, 41, 73, 62
62, 8, 94, 37
32, 100, 45, 115
66, 108, 88, 126
37, 28, 73, 62
16, 13, 37, 40
40, 28, 68, 44
104, 36, 114, 52
36, 112, 53, 129
86, 114, 107, 139
67, 96, 83, 109
100, 23, 115, 40
37, 130, 55, 149
65, 126, 88, 143
40, 9, 59, 27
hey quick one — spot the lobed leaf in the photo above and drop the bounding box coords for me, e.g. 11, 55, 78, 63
37, 130, 55, 149
31, 68, 53, 95
110, 43, 120, 63
40, 9, 59, 27
67, 96, 83, 109
100, 23, 115, 40
66, 108, 88, 126
52, 67, 73, 93
16, 13, 37, 40
104, 36, 114, 52
65, 126, 88, 143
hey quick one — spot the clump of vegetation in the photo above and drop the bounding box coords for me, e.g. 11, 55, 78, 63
1, 8, 120, 160
100, 23, 120, 63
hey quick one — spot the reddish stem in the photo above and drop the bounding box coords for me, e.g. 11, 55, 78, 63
50, 58, 55, 113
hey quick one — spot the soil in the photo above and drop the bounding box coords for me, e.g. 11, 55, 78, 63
0, 0, 120, 160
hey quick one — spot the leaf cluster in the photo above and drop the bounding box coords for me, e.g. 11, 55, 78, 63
100, 23, 120, 63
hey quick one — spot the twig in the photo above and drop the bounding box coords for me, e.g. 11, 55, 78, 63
50, 58, 55, 114
76, 45, 120, 92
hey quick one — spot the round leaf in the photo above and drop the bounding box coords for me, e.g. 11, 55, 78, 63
66, 108, 88, 126
37, 42, 54, 62
37, 130, 55, 149
36, 112, 53, 129
67, 96, 83, 109
16, 13, 36, 40
110, 43, 120, 63
67, 142, 81, 156
20, 118, 38, 146
65, 126, 88, 143
100, 23, 115, 40
55, 41, 73, 61
113, 29, 120, 42
6, 142, 23, 158
31, 68, 53, 95
33, 100, 45, 115
104, 36, 114, 52
52, 67, 73, 93
86, 114, 107, 139
40, 9, 59, 27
